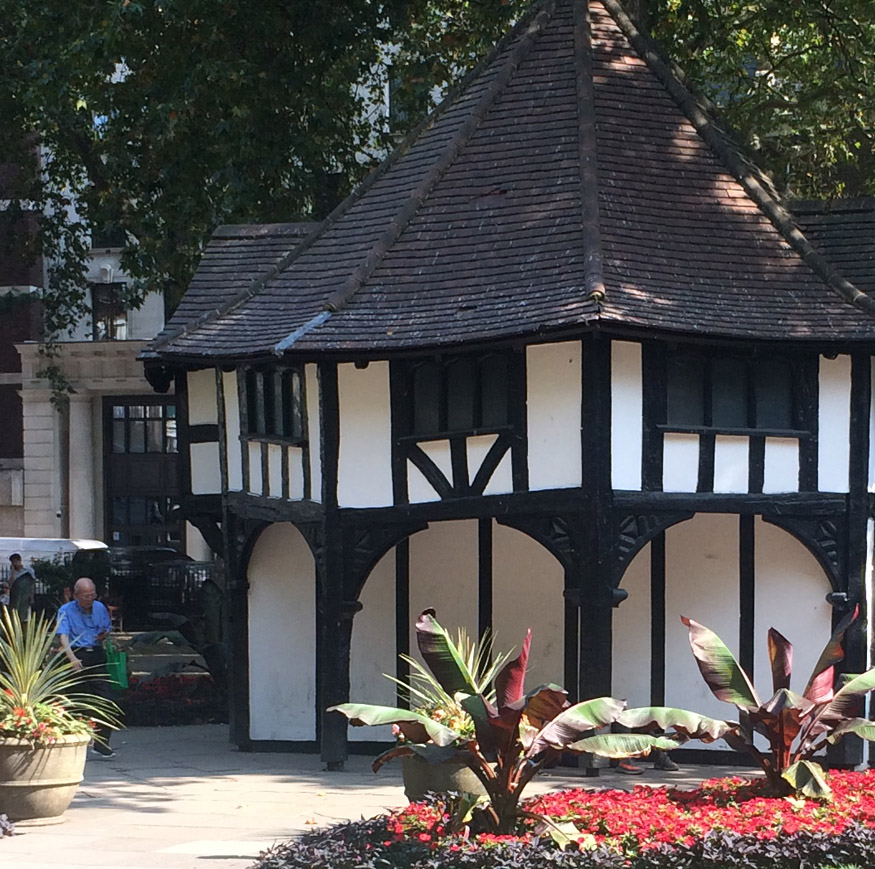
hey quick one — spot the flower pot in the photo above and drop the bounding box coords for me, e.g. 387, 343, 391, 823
401, 754, 487, 802
0, 734, 89, 825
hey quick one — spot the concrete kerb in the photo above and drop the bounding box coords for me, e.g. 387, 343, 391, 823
0, 724, 745, 869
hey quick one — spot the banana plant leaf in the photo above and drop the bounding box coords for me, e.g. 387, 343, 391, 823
494, 628, 531, 709
821, 668, 875, 719
415, 609, 479, 697
372, 740, 462, 773
803, 605, 857, 704
750, 689, 809, 752
527, 696, 625, 758
565, 733, 682, 758
328, 702, 460, 746
617, 706, 735, 741
682, 616, 760, 710
827, 717, 875, 743
781, 759, 832, 800
768, 628, 793, 694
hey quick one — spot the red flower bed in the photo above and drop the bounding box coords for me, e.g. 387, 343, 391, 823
118, 673, 227, 726
384, 770, 875, 852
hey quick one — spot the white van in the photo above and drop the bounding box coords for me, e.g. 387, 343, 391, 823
0, 538, 109, 572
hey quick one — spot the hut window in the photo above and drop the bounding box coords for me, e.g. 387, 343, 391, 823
244, 368, 304, 440
408, 353, 511, 436
665, 351, 798, 433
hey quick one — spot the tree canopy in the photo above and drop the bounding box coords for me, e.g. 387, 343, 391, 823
1, 0, 872, 342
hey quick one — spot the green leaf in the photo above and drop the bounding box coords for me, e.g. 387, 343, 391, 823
566, 733, 681, 758
545, 820, 586, 850
527, 696, 625, 757
328, 703, 460, 746
781, 759, 832, 800
828, 717, 875, 743
682, 616, 760, 710
415, 610, 478, 697
617, 706, 735, 741
822, 667, 875, 719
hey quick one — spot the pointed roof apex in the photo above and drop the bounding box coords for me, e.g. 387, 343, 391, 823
147, 0, 875, 364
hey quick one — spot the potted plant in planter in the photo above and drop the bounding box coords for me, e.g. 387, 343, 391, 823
0, 609, 121, 826
386, 624, 511, 800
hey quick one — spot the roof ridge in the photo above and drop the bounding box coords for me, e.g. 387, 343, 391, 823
574, 0, 605, 306
600, 0, 875, 318
321, 2, 557, 316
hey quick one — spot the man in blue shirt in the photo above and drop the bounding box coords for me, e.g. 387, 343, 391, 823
57, 577, 116, 759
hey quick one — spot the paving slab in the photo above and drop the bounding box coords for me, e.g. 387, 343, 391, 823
0, 725, 746, 869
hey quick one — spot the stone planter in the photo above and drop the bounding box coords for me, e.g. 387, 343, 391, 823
0, 734, 89, 825
401, 753, 487, 802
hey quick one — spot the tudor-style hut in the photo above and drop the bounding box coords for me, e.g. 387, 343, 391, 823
142, 0, 875, 767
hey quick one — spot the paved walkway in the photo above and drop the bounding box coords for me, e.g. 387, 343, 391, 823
1, 725, 742, 869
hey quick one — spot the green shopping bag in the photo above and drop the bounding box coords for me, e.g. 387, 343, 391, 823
104, 641, 128, 690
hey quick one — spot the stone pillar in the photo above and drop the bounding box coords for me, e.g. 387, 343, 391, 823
21, 391, 63, 537
68, 393, 97, 539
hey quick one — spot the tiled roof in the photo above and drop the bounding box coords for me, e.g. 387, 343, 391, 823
146, 0, 875, 364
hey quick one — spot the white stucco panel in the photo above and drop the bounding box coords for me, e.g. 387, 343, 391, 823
288, 446, 305, 500
611, 341, 642, 491
190, 443, 221, 495
222, 371, 242, 491
187, 368, 218, 425
248, 442, 262, 496
248, 523, 316, 740
482, 450, 513, 496
612, 541, 651, 707
818, 355, 851, 493
763, 438, 799, 494
713, 435, 749, 494
306, 364, 321, 502
268, 443, 283, 498
350, 547, 396, 741
662, 433, 699, 492
468, 434, 512, 494
407, 459, 442, 503
337, 362, 393, 508
527, 342, 582, 491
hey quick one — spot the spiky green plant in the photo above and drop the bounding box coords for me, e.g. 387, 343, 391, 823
0, 608, 121, 745
385, 627, 512, 737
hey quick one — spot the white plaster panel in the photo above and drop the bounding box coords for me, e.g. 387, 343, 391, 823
337, 362, 393, 507
611, 341, 642, 491
612, 542, 651, 707
421, 440, 453, 482
248, 523, 316, 740
306, 364, 321, 502
409, 521, 479, 655
763, 438, 799, 494
350, 547, 396, 741
492, 522, 564, 689
483, 450, 513, 496
248, 442, 262, 496
818, 355, 851, 493
187, 368, 218, 425
288, 446, 305, 500
868, 519, 875, 677
127, 290, 165, 339
407, 460, 442, 503
713, 436, 749, 494
467, 434, 499, 486
754, 517, 832, 700
526, 342, 582, 490
662, 433, 700, 492
665, 515, 740, 744
185, 521, 212, 561
268, 443, 283, 498
222, 371, 243, 491
190, 442, 222, 495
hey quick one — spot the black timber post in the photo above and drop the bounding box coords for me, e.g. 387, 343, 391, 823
226, 512, 253, 748
317, 362, 350, 769
831, 354, 871, 767
578, 334, 614, 701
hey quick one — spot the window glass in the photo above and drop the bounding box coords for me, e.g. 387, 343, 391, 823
446, 358, 476, 431
289, 371, 304, 440
146, 420, 163, 452
480, 356, 509, 427
413, 363, 441, 435
129, 421, 145, 453
666, 356, 704, 426
711, 357, 748, 428
755, 359, 793, 429
112, 420, 126, 453
164, 418, 178, 453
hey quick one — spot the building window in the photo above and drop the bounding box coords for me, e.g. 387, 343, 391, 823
665, 351, 797, 433
406, 353, 510, 437
111, 403, 178, 453
243, 368, 304, 441
92, 282, 128, 341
